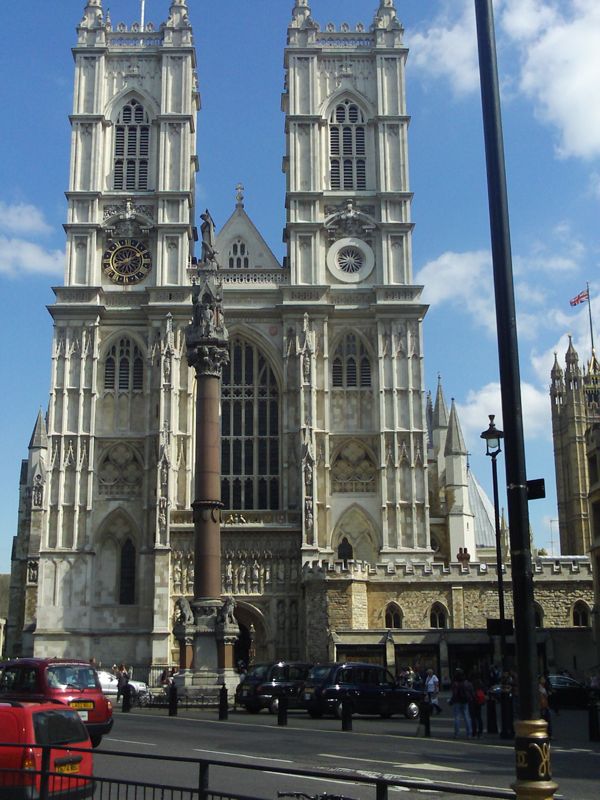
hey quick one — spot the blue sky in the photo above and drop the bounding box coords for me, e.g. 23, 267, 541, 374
1, 0, 599, 573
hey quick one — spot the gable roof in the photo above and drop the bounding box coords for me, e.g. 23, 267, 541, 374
214, 202, 281, 271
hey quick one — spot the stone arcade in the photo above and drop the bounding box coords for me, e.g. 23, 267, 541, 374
6, 1, 594, 684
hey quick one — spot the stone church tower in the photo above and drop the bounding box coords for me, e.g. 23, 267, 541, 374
8, 1, 594, 680
550, 338, 600, 555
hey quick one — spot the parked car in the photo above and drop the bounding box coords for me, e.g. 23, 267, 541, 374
97, 670, 149, 704
0, 700, 94, 799
546, 674, 591, 709
0, 658, 113, 748
302, 662, 423, 719
235, 662, 312, 713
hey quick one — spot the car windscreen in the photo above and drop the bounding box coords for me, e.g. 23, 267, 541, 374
245, 664, 270, 681
307, 665, 333, 682
34, 709, 89, 745
46, 665, 99, 690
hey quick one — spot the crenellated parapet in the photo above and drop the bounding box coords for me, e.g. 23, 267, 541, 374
302, 556, 593, 582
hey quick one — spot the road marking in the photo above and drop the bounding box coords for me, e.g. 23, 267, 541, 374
266, 773, 364, 788
105, 737, 157, 747
193, 748, 294, 764
318, 754, 466, 773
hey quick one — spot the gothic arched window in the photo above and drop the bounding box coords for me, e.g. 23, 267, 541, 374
332, 333, 372, 388
228, 238, 250, 269
329, 100, 367, 190
534, 603, 544, 628
429, 603, 447, 629
119, 538, 136, 605
221, 339, 279, 510
113, 99, 150, 191
104, 338, 144, 392
385, 603, 402, 629
573, 601, 590, 627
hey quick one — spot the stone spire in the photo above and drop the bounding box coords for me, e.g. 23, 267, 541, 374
565, 335, 579, 372
291, 0, 311, 25
445, 399, 467, 456
432, 376, 449, 429
29, 410, 48, 451
167, 0, 190, 28
373, 0, 401, 29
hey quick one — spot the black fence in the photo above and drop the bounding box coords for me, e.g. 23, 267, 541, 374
0, 742, 523, 800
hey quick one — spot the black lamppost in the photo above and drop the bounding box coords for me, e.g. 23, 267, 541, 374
481, 414, 507, 668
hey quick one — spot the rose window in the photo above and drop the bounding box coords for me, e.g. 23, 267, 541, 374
337, 247, 364, 274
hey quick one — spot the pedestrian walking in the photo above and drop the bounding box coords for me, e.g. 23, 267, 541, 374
469, 673, 486, 737
539, 675, 552, 738
425, 668, 442, 715
450, 668, 473, 738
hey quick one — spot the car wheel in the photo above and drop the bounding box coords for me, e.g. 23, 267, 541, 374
268, 698, 279, 714
90, 735, 102, 748
405, 702, 419, 719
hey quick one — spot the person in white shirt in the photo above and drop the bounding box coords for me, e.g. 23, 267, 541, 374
425, 668, 442, 714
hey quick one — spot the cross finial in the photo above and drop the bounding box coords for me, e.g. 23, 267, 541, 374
235, 183, 245, 207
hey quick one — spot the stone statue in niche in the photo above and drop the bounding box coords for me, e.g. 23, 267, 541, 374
32, 474, 44, 508
27, 560, 39, 585
251, 560, 260, 591
175, 596, 194, 625
224, 559, 233, 592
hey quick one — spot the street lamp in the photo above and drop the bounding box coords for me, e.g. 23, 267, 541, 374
481, 414, 507, 668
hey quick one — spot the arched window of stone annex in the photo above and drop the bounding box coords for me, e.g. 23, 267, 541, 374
104, 338, 144, 392
385, 603, 402, 629
98, 443, 143, 498
572, 600, 590, 627
332, 333, 372, 389
329, 99, 367, 190
119, 538, 136, 605
228, 238, 250, 269
429, 603, 448, 629
113, 99, 150, 191
533, 603, 544, 628
331, 440, 377, 493
221, 338, 280, 510
337, 537, 353, 561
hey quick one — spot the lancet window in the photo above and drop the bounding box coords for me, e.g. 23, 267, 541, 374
119, 539, 136, 605
331, 333, 372, 388
221, 339, 280, 510
104, 339, 144, 392
573, 601, 590, 627
330, 100, 367, 190
429, 603, 447, 629
228, 238, 250, 269
113, 99, 150, 191
385, 603, 402, 629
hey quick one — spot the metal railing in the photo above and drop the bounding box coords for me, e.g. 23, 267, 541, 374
0, 742, 521, 800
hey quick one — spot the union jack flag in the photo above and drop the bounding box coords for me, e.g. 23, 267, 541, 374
570, 289, 589, 307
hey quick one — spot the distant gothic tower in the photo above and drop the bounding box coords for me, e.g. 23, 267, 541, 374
550, 337, 600, 554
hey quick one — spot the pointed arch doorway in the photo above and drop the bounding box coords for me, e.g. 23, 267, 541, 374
233, 602, 269, 671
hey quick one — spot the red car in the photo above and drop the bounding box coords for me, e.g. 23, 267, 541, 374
0, 700, 94, 799
0, 659, 113, 748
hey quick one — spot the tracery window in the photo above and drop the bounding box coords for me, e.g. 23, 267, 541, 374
385, 603, 402, 629
573, 601, 590, 627
228, 238, 250, 269
119, 538, 136, 605
98, 444, 143, 498
331, 441, 376, 493
429, 603, 447, 629
221, 339, 279, 510
113, 99, 150, 191
330, 100, 367, 190
331, 334, 371, 388
104, 338, 144, 392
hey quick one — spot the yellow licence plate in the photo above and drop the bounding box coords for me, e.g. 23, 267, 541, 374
69, 701, 93, 709
56, 763, 80, 774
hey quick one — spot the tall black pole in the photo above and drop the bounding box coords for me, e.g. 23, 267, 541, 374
474, 1, 556, 796
491, 452, 507, 669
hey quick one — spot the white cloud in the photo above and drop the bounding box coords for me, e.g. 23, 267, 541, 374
416, 249, 496, 334
499, 0, 558, 42
458, 380, 551, 446
410, 0, 479, 96
0, 201, 53, 236
0, 236, 64, 277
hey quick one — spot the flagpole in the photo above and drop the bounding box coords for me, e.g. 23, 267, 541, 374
586, 281, 595, 354
141, 0, 146, 31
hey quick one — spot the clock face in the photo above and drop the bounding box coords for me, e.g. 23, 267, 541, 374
102, 238, 152, 285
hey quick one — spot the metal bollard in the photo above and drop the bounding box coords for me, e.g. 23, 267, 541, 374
168, 682, 178, 717
589, 699, 600, 742
121, 683, 132, 713
341, 697, 353, 731
487, 696, 498, 733
218, 685, 228, 720
277, 696, 288, 726
418, 700, 431, 737
499, 691, 513, 739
